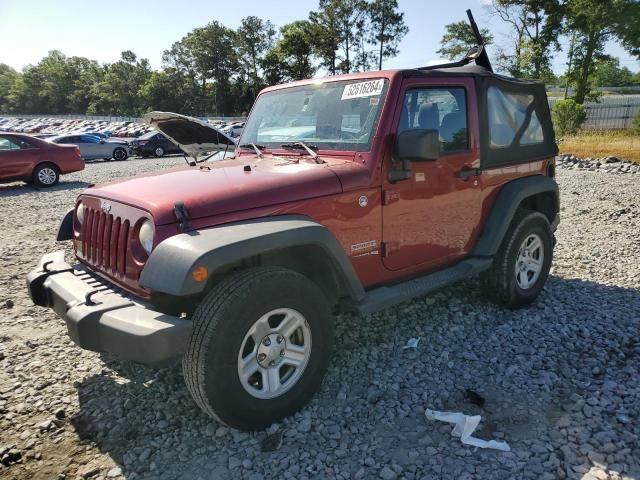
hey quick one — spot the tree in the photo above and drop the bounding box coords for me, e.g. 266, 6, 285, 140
89, 51, 151, 116
310, 0, 368, 74
591, 57, 635, 87
367, 0, 408, 70
237, 16, 276, 94
487, 0, 562, 80
262, 48, 289, 85
163, 21, 239, 115
437, 21, 494, 61
278, 21, 316, 80
308, 4, 342, 75
0, 64, 21, 113
552, 99, 586, 136
140, 69, 200, 114
565, 0, 640, 103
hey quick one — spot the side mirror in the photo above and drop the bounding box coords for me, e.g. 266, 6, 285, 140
395, 129, 440, 162
99, 140, 105, 144
388, 129, 440, 183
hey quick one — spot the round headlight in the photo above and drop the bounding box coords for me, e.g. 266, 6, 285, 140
76, 203, 84, 224
139, 219, 154, 254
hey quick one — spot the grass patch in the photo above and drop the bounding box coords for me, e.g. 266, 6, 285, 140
558, 130, 640, 164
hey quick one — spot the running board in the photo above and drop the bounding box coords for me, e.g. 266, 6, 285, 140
355, 258, 492, 316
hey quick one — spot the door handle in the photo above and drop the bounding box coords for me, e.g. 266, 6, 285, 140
456, 167, 481, 179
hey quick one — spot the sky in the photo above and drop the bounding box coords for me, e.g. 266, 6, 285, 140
1, 0, 638, 76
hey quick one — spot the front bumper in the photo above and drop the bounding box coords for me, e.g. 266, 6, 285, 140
26, 251, 192, 364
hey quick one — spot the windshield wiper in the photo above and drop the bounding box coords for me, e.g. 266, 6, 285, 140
239, 143, 265, 158
280, 142, 325, 164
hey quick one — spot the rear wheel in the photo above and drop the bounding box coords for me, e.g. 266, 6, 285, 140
183, 267, 333, 430
481, 210, 553, 308
112, 147, 128, 161
153, 146, 165, 157
33, 164, 59, 188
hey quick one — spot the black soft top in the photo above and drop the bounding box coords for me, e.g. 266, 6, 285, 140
399, 64, 557, 168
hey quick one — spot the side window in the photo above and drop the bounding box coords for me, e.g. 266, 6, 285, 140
398, 87, 468, 153
0, 137, 21, 151
487, 86, 544, 148
16, 138, 35, 149
81, 135, 99, 143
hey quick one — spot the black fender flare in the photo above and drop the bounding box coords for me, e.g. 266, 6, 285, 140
139, 215, 365, 300
473, 175, 559, 257
56, 208, 74, 241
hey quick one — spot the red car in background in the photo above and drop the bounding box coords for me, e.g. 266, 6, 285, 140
0, 133, 84, 187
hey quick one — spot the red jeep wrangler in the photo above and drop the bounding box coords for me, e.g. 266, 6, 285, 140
27, 38, 559, 430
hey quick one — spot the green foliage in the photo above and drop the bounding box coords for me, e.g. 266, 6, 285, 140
633, 111, 640, 135
488, 0, 562, 80
366, 0, 408, 70
0, 3, 411, 116
552, 99, 587, 137
565, 0, 640, 104
437, 21, 494, 61
278, 21, 316, 80
591, 57, 637, 87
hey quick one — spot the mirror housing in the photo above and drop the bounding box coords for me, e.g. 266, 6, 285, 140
388, 129, 440, 183
99, 139, 105, 144
395, 129, 440, 162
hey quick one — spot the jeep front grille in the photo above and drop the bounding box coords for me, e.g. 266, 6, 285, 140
80, 207, 130, 277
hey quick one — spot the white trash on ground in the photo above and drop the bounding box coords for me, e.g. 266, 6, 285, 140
425, 408, 511, 452
402, 337, 420, 349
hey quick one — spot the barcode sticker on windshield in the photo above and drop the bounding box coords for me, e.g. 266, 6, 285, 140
341, 79, 384, 100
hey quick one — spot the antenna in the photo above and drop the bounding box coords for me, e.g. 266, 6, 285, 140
417, 9, 494, 72
466, 9, 493, 72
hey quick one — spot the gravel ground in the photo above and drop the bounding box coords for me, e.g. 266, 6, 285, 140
0, 156, 638, 480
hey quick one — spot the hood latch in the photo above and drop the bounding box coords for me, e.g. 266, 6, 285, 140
174, 201, 192, 232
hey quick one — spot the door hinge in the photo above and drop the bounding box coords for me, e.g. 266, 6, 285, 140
380, 242, 397, 257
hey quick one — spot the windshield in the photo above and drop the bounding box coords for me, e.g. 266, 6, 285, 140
240, 78, 388, 152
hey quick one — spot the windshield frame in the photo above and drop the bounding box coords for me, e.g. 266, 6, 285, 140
238, 78, 389, 154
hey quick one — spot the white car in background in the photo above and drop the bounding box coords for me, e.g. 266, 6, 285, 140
49, 134, 130, 161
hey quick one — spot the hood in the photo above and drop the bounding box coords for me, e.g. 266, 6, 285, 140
143, 111, 236, 160
84, 156, 349, 225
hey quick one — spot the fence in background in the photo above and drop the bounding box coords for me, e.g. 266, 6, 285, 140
548, 95, 640, 130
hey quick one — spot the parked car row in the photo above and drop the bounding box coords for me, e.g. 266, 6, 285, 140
217, 121, 245, 138
0, 117, 154, 138
1, 112, 240, 188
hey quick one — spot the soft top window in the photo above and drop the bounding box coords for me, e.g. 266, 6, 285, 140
487, 86, 543, 148
477, 76, 556, 168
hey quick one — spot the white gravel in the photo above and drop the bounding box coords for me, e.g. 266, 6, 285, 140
1, 156, 639, 480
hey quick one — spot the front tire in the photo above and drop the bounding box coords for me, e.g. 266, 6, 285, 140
481, 210, 553, 308
183, 267, 334, 430
33, 163, 60, 188
112, 147, 128, 161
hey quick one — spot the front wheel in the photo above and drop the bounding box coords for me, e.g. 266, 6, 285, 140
183, 267, 334, 430
112, 147, 128, 161
481, 210, 553, 308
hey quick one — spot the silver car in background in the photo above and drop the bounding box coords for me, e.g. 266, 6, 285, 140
49, 134, 130, 161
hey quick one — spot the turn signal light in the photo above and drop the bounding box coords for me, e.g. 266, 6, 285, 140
192, 266, 209, 283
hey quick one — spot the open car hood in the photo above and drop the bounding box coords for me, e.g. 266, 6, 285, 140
143, 111, 237, 160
